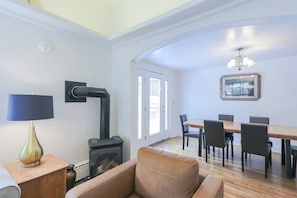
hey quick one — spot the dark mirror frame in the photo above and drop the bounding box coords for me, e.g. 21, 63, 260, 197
220, 73, 261, 100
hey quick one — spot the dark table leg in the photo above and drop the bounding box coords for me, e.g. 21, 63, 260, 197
282, 139, 285, 165
198, 128, 202, 157
285, 139, 292, 179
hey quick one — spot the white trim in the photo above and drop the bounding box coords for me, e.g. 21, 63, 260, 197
133, 15, 297, 65
0, 0, 110, 45
110, 0, 250, 48
0, 0, 248, 47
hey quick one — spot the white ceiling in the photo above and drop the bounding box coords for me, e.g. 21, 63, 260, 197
144, 21, 297, 71
20, 0, 297, 71
95, 0, 126, 7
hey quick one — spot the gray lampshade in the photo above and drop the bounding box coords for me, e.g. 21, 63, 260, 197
7, 94, 54, 121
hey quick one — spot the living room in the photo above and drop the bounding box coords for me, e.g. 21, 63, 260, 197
1, 0, 297, 197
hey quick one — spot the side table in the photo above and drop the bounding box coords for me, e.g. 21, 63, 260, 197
5, 154, 68, 198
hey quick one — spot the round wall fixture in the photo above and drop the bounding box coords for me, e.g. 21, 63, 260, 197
38, 41, 52, 53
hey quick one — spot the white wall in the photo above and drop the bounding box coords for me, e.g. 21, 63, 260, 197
0, 11, 111, 165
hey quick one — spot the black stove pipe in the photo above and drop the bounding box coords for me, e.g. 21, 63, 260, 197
70, 86, 110, 139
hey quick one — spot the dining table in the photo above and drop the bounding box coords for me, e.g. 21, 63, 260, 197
184, 119, 297, 179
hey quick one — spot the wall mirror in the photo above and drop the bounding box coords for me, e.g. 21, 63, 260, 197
220, 73, 261, 100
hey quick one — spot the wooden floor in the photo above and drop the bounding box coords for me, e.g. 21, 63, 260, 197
150, 136, 297, 198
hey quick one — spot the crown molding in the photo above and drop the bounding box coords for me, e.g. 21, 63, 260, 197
0, 0, 251, 48
109, 0, 250, 48
0, 0, 110, 46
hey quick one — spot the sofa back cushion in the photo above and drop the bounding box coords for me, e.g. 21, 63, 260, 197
135, 147, 199, 198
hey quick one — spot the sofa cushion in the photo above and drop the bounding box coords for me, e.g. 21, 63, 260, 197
135, 147, 199, 198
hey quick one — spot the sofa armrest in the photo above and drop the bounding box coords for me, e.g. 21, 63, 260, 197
0, 165, 21, 198
192, 175, 223, 198
66, 159, 137, 198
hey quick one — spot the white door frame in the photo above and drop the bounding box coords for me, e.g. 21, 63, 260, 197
136, 70, 169, 146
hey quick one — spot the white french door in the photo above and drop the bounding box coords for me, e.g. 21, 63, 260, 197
137, 71, 168, 146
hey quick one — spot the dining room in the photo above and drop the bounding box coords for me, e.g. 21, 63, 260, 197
168, 54, 297, 195
177, 56, 297, 152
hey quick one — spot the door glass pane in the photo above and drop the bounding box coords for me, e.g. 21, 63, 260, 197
137, 76, 142, 139
149, 78, 160, 135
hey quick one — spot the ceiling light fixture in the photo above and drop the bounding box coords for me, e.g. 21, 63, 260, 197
227, 47, 255, 70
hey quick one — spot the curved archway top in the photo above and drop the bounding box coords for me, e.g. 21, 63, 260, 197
134, 15, 297, 71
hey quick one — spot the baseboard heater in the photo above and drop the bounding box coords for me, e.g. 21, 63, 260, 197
74, 160, 89, 182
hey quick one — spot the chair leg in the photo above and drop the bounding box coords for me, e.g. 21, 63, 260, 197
223, 147, 225, 166
226, 144, 229, 160
293, 156, 296, 178
213, 146, 215, 153
265, 156, 268, 178
241, 151, 244, 172
187, 137, 189, 147
182, 136, 185, 150
206, 144, 208, 163
245, 152, 247, 160
203, 133, 206, 149
269, 150, 272, 167
231, 139, 234, 158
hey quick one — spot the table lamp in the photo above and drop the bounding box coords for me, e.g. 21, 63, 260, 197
7, 94, 54, 168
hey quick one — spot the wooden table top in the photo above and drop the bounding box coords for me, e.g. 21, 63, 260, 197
4, 154, 68, 184
185, 119, 297, 141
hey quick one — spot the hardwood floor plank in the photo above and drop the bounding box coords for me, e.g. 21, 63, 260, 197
151, 137, 297, 198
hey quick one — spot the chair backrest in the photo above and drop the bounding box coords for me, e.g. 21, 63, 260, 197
204, 120, 225, 147
218, 114, 234, 121
180, 114, 189, 134
249, 116, 269, 124
135, 147, 199, 198
241, 123, 269, 156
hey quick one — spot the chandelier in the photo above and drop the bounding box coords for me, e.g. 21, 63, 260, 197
227, 48, 255, 70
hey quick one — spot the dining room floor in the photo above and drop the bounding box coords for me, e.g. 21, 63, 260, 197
150, 136, 297, 198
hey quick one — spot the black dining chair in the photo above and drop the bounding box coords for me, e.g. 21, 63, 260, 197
291, 145, 297, 178
204, 120, 229, 166
218, 114, 234, 158
180, 114, 204, 152
249, 116, 273, 163
249, 116, 270, 125
241, 123, 272, 178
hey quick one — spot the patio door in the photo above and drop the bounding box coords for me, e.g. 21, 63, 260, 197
137, 71, 168, 146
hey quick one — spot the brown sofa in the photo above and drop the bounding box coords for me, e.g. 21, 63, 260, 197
66, 147, 223, 198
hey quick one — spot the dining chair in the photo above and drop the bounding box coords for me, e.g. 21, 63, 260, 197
249, 116, 273, 164
204, 120, 229, 166
241, 123, 272, 178
291, 145, 297, 178
179, 114, 204, 153
218, 114, 234, 158
249, 116, 270, 125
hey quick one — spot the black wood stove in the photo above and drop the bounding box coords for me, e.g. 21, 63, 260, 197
65, 81, 123, 178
